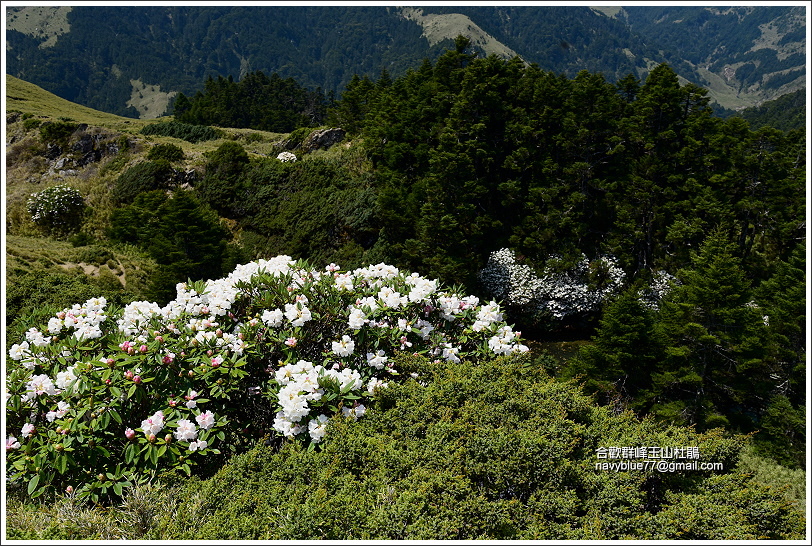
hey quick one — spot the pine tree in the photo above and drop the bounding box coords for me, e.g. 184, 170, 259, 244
650, 228, 771, 430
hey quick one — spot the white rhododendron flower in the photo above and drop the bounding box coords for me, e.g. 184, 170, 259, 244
174, 419, 198, 442
332, 335, 355, 357
7, 254, 535, 452
479, 248, 625, 320
196, 410, 216, 430
141, 411, 165, 436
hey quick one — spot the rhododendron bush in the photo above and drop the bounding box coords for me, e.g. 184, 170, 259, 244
5, 256, 527, 501
479, 248, 626, 322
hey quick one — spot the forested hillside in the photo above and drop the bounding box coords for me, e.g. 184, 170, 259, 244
5, 5, 806, 117
4, 37, 807, 538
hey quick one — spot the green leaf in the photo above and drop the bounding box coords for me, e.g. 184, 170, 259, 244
149, 446, 158, 466
125, 443, 135, 464
127, 383, 138, 398
113, 482, 123, 496
55, 455, 67, 475
109, 409, 122, 424
27, 474, 40, 495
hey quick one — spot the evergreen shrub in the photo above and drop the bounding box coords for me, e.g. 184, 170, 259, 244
149, 355, 804, 540
140, 122, 223, 143
146, 143, 184, 163
111, 160, 174, 203
39, 121, 78, 143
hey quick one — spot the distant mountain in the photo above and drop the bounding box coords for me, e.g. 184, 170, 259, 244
5, 5, 806, 118
733, 88, 806, 132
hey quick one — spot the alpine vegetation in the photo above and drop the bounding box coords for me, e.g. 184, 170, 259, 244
479, 248, 625, 321
6, 256, 527, 501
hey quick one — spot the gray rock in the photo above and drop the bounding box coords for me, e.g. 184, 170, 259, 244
300, 128, 346, 152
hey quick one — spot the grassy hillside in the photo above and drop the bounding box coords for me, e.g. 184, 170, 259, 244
6, 75, 156, 133
4, 75, 292, 337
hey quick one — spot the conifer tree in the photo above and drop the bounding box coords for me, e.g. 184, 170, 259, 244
650, 228, 771, 430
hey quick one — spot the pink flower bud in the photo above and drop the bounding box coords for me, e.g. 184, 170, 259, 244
207, 350, 213, 356
133, 375, 142, 384
139, 345, 148, 353
148, 434, 156, 443
105, 378, 112, 385
124, 370, 134, 380
169, 400, 178, 408
66, 485, 74, 494
106, 358, 115, 366
164, 434, 172, 443
163, 355, 174, 364
155, 336, 164, 343
125, 428, 136, 440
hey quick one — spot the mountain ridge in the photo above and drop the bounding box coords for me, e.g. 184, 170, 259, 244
5, 5, 806, 118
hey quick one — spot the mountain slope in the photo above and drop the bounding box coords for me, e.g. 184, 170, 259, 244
5, 5, 806, 117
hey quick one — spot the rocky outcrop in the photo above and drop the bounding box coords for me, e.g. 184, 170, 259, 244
274, 127, 347, 153
300, 127, 346, 152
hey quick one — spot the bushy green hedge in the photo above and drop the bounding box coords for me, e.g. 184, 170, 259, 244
149, 355, 804, 540
111, 160, 174, 203
140, 121, 223, 143
146, 143, 185, 163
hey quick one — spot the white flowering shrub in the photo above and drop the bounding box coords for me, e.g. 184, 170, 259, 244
5, 256, 527, 501
26, 184, 86, 234
479, 248, 626, 321
638, 270, 679, 310
276, 151, 297, 162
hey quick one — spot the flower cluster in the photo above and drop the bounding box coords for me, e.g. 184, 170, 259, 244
638, 270, 678, 310
276, 151, 297, 162
5, 255, 529, 499
479, 248, 626, 320
26, 183, 85, 231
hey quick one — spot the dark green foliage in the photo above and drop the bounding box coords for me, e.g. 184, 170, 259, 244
734, 89, 805, 132
568, 229, 803, 467
146, 142, 185, 162
234, 154, 382, 268
108, 190, 231, 303
140, 121, 223, 143
39, 120, 78, 143
5, 270, 137, 342
195, 142, 250, 216
22, 118, 42, 130
149, 355, 803, 540
111, 160, 174, 203
563, 287, 664, 408
175, 71, 326, 132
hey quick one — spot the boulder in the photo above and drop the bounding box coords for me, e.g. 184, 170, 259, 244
300, 127, 346, 153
